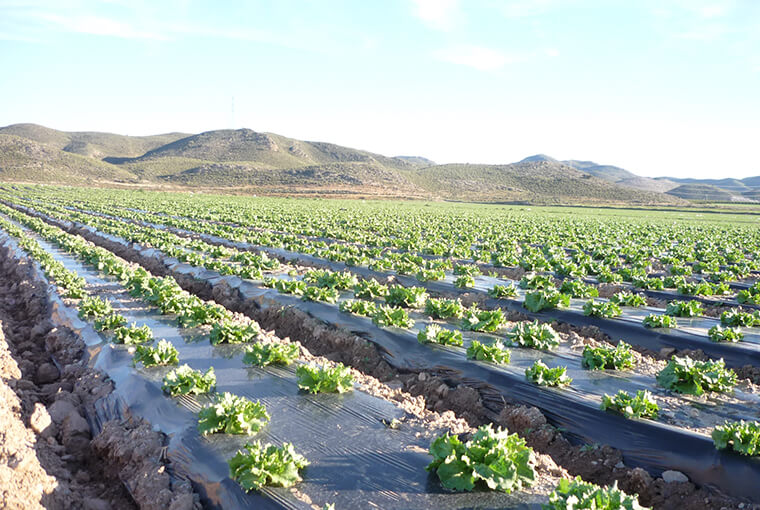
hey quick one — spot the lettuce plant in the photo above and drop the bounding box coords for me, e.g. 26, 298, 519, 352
112, 323, 154, 344
353, 279, 388, 299
712, 420, 760, 456
656, 356, 736, 395
583, 300, 622, 318
302, 285, 340, 303
242, 342, 299, 367
544, 477, 649, 510
720, 310, 760, 327
417, 324, 464, 346
454, 274, 476, 288
610, 291, 646, 307
582, 342, 634, 370
642, 314, 677, 328
78, 295, 113, 319
303, 269, 357, 289
372, 305, 415, 328
426, 424, 535, 492
132, 339, 179, 367
559, 279, 598, 298
461, 307, 506, 332
600, 390, 659, 419
525, 361, 571, 387
453, 264, 482, 276
229, 441, 309, 491
198, 392, 270, 435
425, 298, 465, 319
523, 289, 570, 312
506, 321, 560, 350
385, 285, 428, 308
94, 313, 128, 331
272, 279, 307, 296
519, 273, 555, 290
210, 320, 261, 345
708, 325, 744, 343
162, 364, 216, 396
296, 362, 354, 394
488, 284, 518, 298
466, 340, 511, 364
339, 299, 377, 317
665, 300, 703, 317
416, 268, 446, 281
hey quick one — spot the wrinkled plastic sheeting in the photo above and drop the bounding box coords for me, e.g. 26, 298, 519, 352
173, 265, 760, 502
42, 205, 760, 366
582, 278, 760, 312
191, 233, 760, 369
16, 208, 760, 502
1, 231, 545, 510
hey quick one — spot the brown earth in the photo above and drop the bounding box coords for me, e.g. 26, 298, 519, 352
0, 240, 199, 510
41, 210, 758, 510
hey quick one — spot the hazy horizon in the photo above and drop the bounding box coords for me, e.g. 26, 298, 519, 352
1, 0, 758, 179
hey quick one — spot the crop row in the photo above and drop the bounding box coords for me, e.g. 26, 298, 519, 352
4, 201, 760, 500
5, 195, 759, 357
0, 206, 665, 508
5, 186, 759, 305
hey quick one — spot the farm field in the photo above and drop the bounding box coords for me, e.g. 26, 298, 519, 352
1, 184, 760, 509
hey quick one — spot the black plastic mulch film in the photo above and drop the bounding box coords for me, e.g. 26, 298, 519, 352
114, 228, 760, 502
0, 230, 544, 509
25, 199, 760, 362
7, 202, 760, 502
192, 229, 760, 369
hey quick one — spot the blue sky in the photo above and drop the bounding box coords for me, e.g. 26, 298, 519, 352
1, 0, 758, 178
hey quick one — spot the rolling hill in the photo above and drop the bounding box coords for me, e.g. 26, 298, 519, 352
665, 183, 740, 202
405, 161, 682, 204
109, 128, 425, 170
0, 122, 740, 205
518, 155, 679, 194
517, 154, 760, 202
655, 177, 760, 201
0, 134, 137, 184
0, 123, 189, 160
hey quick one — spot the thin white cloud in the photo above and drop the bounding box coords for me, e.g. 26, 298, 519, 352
40, 13, 167, 40
0, 3, 330, 52
697, 4, 726, 18
674, 24, 728, 41
410, 0, 459, 31
498, 0, 565, 18
434, 45, 519, 71
0, 31, 44, 42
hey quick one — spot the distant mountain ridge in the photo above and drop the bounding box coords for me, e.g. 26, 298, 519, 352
0, 123, 189, 159
517, 154, 759, 202
0, 123, 737, 204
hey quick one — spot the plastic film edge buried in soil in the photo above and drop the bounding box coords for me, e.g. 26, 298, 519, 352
60, 219, 760, 503
0, 223, 548, 510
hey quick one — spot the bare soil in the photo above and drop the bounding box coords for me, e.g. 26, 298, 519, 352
0, 240, 199, 510
47, 213, 760, 510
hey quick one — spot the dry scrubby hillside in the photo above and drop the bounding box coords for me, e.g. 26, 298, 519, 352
0, 134, 138, 184
659, 178, 760, 202
0, 123, 686, 204
666, 183, 740, 202
519, 154, 680, 195
406, 161, 682, 204
161, 161, 424, 197
111, 128, 426, 171
0, 123, 188, 159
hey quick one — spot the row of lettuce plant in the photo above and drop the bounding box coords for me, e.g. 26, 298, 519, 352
10, 195, 757, 352
2, 198, 756, 454
0, 208, 663, 507
6, 188, 757, 308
